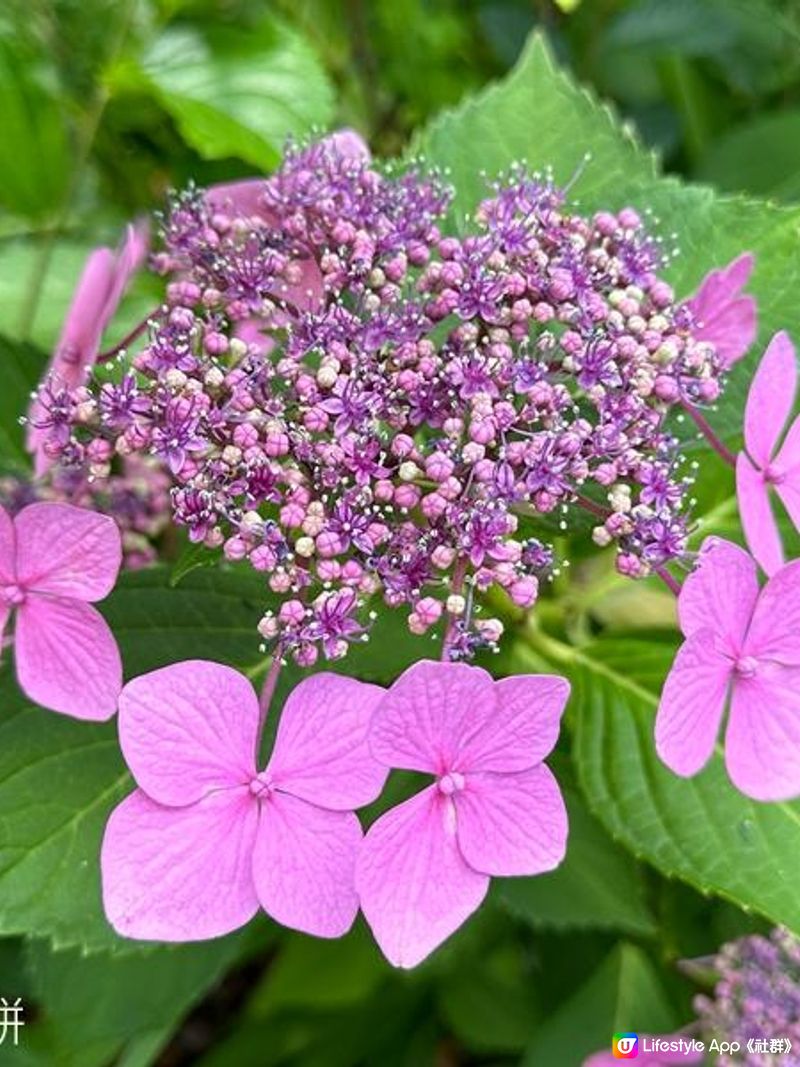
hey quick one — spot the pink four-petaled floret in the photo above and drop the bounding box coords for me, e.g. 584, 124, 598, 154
101, 662, 388, 942
686, 252, 756, 370
736, 331, 800, 575
0, 501, 122, 719
656, 536, 800, 801
355, 660, 570, 967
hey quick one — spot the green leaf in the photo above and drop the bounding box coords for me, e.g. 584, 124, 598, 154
0, 566, 266, 954
20, 934, 247, 1067
522, 942, 677, 1067
0, 334, 45, 472
132, 16, 334, 170
248, 923, 388, 1015
698, 110, 800, 202
498, 775, 656, 936
0, 42, 71, 220
570, 637, 800, 936
437, 934, 539, 1054
413, 34, 657, 229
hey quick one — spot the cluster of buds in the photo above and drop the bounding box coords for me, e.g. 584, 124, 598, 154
32, 133, 725, 663
694, 927, 800, 1066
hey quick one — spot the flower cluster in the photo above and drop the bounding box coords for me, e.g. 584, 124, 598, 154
695, 927, 800, 1066
34, 132, 731, 663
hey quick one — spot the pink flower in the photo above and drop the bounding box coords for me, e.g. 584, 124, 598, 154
28, 222, 149, 475
101, 663, 388, 942
0, 502, 122, 718
736, 331, 800, 576
655, 536, 800, 801
355, 660, 569, 968
685, 252, 756, 369
583, 1036, 703, 1066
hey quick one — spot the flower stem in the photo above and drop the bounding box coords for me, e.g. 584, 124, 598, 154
441, 556, 468, 662
98, 308, 159, 362
256, 654, 283, 757
654, 565, 682, 597
682, 404, 736, 467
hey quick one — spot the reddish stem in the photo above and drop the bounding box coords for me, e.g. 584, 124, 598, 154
682, 404, 736, 467
97, 307, 159, 362
654, 565, 682, 597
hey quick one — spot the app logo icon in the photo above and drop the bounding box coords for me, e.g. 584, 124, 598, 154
613, 1033, 639, 1059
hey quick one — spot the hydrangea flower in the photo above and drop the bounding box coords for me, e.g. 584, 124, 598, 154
0, 502, 122, 718
685, 252, 756, 369
736, 331, 800, 575
102, 662, 387, 941
655, 536, 800, 801
355, 660, 569, 967
28, 222, 148, 475
39, 135, 734, 663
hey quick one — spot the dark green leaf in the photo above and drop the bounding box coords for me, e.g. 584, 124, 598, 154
0, 42, 71, 219
522, 942, 677, 1067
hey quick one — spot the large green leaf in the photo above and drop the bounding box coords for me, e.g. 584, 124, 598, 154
132, 16, 334, 170
414, 34, 657, 228
569, 637, 800, 935
18, 933, 248, 1067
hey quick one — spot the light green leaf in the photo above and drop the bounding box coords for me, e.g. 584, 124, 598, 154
0, 42, 71, 220
413, 34, 657, 229
499, 775, 656, 936
570, 637, 800, 935
0, 334, 45, 472
522, 942, 677, 1067
134, 16, 334, 170
0, 238, 158, 351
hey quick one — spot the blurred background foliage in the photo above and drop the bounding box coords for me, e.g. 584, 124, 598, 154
1, 1, 799, 1065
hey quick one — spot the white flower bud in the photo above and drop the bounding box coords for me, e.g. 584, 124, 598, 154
294, 536, 315, 558
399, 461, 420, 482
446, 594, 466, 616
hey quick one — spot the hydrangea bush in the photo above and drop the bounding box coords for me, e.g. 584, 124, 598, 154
3, 32, 800, 1067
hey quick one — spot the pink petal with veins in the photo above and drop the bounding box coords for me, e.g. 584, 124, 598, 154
102, 788, 259, 941
118, 661, 259, 807
356, 785, 489, 968
15, 594, 121, 720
